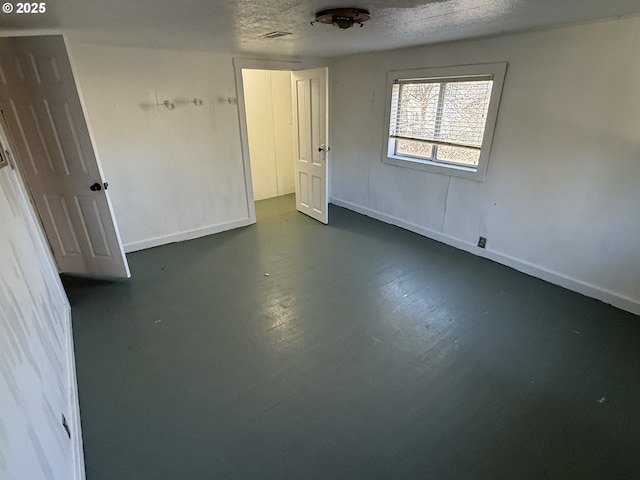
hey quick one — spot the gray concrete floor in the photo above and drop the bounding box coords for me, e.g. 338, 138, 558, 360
65, 194, 640, 480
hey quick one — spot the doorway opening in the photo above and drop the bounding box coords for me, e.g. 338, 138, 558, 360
234, 59, 330, 225
242, 68, 295, 204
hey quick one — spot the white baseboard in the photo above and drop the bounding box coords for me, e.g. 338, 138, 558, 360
330, 197, 640, 317
65, 302, 86, 480
123, 217, 254, 253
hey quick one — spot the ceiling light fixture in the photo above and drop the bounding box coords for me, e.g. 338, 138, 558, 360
311, 8, 371, 29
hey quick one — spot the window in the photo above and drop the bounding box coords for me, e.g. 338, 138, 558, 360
383, 63, 507, 181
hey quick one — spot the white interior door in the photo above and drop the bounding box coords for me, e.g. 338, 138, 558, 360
292, 68, 329, 224
0, 35, 130, 278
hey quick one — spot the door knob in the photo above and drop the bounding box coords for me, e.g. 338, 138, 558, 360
90, 182, 102, 191
318, 145, 331, 152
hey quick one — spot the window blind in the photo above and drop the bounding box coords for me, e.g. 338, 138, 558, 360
389, 78, 494, 151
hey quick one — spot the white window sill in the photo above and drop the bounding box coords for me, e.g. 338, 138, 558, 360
383, 154, 487, 181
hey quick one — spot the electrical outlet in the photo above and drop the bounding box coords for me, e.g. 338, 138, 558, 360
478, 236, 487, 248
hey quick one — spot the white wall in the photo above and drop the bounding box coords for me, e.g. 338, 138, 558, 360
330, 17, 640, 315
0, 147, 84, 478
243, 69, 294, 201
67, 42, 251, 252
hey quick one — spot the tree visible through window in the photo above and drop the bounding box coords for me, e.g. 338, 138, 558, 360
383, 63, 506, 181
390, 78, 493, 167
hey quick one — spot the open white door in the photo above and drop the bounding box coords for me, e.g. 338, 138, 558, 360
0, 35, 130, 278
292, 68, 329, 224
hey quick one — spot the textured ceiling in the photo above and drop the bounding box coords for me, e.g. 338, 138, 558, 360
1, 0, 639, 56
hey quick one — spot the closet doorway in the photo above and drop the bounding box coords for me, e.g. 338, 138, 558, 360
234, 59, 330, 225
242, 69, 295, 202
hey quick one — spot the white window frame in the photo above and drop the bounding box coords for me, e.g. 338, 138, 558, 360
382, 62, 507, 181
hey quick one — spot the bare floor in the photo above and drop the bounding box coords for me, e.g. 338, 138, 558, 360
65, 194, 640, 480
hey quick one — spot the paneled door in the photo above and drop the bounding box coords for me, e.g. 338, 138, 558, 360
292, 68, 329, 224
0, 35, 130, 278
